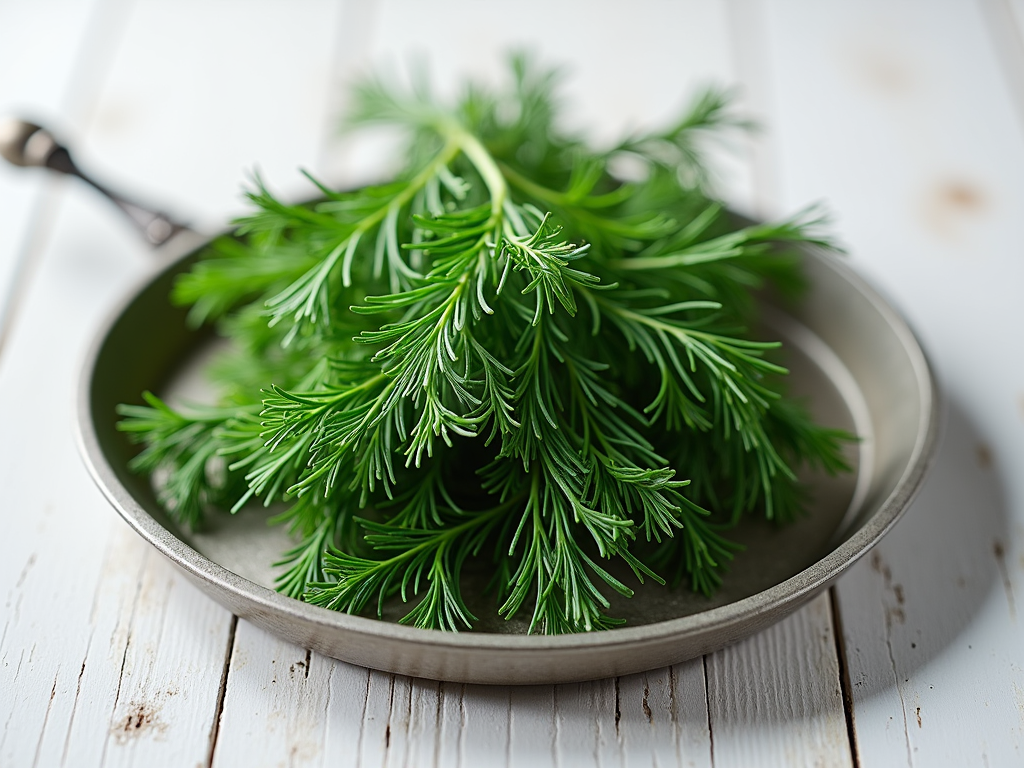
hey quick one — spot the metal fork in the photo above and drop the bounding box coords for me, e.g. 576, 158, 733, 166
0, 118, 188, 246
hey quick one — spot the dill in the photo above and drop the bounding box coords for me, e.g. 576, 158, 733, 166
117, 55, 852, 634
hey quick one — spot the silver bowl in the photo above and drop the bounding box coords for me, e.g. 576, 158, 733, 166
76, 229, 938, 685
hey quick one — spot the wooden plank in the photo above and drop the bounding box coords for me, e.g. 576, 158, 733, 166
0, 3, 161, 765
832, 405, 1021, 766
0, 173, 223, 768
78, 0, 347, 230
214, 658, 715, 768
706, 594, 852, 766
552, 680, 610, 767
210, 623, 335, 768
550, 663, 714, 768
0, 0, 107, 347
0, 1, 350, 766
757, 0, 1024, 764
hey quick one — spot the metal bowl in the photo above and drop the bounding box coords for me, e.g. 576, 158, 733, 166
76, 229, 938, 685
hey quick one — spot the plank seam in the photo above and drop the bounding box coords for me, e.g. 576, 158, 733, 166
384, 673, 396, 753
873, 557, 915, 767
702, 655, 716, 768
456, 683, 467, 768
96, 551, 148, 768
976, 0, 1024, 135
354, 667, 372, 768
432, 683, 444, 768
205, 614, 237, 768
642, 675, 652, 724
829, 587, 861, 767
551, 685, 561, 768
30, 670, 59, 768
320, 660, 337, 768
886, 622, 914, 768
403, 674, 413, 767
613, 677, 621, 740
59, 629, 94, 767
668, 666, 681, 767
503, 689, 512, 768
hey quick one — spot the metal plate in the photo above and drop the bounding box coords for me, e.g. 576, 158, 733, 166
76, 230, 938, 684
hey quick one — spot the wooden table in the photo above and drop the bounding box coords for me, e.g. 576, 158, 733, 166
2, 1, 1023, 765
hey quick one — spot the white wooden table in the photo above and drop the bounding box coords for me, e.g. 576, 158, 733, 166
2, 1, 1023, 765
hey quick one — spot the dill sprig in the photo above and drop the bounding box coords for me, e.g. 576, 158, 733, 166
117, 54, 853, 634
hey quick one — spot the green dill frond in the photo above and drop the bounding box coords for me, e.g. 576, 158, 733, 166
116, 393, 252, 528
119, 57, 856, 634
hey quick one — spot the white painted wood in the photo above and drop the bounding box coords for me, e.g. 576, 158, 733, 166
214, 656, 714, 768
0, 2, 352, 766
0, 0, 107, 341
0, 182, 228, 768
97, 540, 235, 768
757, 0, 1024, 764
706, 594, 852, 767
210, 623, 334, 768
79, 0, 347, 230
671, 660, 716, 768
551, 680, 609, 767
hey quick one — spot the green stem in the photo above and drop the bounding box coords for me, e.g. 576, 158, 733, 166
436, 120, 508, 219
497, 161, 565, 206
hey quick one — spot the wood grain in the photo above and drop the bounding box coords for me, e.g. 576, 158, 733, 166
706, 594, 852, 767
0, 178, 226, 768
0, 0, 110, 350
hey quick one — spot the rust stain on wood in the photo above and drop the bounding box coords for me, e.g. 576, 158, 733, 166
872, 552, 906, 624
921, 178, 990, 241
937, 181, 985, 212
916, 707, 922, 728
112, 701, 167, 744
976, 442, 993, 469
870, 552, 891, 581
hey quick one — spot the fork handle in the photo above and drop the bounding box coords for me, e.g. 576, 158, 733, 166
0, 118, 188, 246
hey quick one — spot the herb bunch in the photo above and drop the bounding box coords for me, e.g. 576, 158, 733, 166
118, 56, 852, 634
